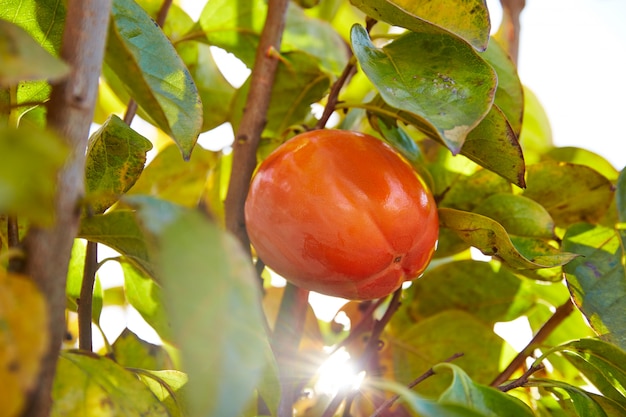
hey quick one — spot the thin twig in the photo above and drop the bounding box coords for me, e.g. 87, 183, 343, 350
320, 290, 403, 417
78, 240, 98, 351
314, 17, 377, 131
7, 216, 19, 247
498, 362, 545, 392
155, 0, 173, 27
328, 298, 385, 355
314, 58, 356, 130
491, 298, 574, 387
7, 216, 21, 271
123, 100, 138, 125
370, 352, 464, 417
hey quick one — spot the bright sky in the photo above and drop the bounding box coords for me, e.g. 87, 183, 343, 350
514, 0, 626, 170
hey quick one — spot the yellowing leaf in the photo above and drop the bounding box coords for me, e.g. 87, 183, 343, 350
0, 271, 48, 417
350, 0, 490, 51
85, 115, 153, 214
52, 351, 169, 417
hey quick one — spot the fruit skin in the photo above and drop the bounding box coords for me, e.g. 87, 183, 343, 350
245, 129, 439, 300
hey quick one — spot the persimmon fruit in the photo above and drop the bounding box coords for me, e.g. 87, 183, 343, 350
244, 129, 438, 300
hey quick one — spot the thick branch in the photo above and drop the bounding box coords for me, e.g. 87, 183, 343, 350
20, 1, 112, 416
223, 0, 290, 251
491, 298, 574, 387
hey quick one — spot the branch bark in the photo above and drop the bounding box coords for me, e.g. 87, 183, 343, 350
490, 299, 574, 387
223, 0, 290, 251
498, 0, 525, 65
20, 1, 112, 416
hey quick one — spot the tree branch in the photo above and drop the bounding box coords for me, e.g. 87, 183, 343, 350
498, 0, 525, 65
272, 283, 310, 417
19, 1, 112, 416
223, 0, 290, 252
491, 298, 574, 387
321, 290, 402, 417
370, 352, 464, 417
78, 240, 98, 351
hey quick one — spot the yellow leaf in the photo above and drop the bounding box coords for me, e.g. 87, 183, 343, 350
0, 271, 48, 417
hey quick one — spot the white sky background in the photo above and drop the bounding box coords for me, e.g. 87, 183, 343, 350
514, 0, 626, 170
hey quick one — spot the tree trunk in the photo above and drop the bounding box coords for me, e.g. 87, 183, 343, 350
20, 2, 112, 416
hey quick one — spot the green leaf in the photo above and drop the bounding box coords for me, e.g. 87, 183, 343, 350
350, 0, 490, 51
440, 168, 512, 212
0, 0, 65, 56
405, 260, 535, 324
439, 208, 578, 273
231, 51, 331, 139
544, 147, 618, 182
562, 223, 626, 350
363, 96, 523, 186
526, 379, 609, 417
52, 351, 169, 417
391, 310, 511, 397
78, 210, 153, 278
129, 196, 274, 417
461, 105, 525, 187
435, 363, 534, 417
127, 144, 220, 208
66, 240, 87, 312
0, 125, 68, 225
111, 328, 173, 370
85, 115, 153, 214
184, 43, 236, 132
283, 4, 350, 76
196, 0, 266, 67
136, 370, 188, 417
473, 193, 556, 239
481, 39, 524, 135
0, 0, 66, 124
197, 0, 348, 74
106, 0, 203, 160
549, 339, 626, 407
523, 162, 614, 227
0, 19, 69, 87
365, 378, 487, 417
351, 25, 496, 154
121, 260, 172, 342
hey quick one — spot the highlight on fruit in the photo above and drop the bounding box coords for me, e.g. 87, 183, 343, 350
245, 129, 439, 300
